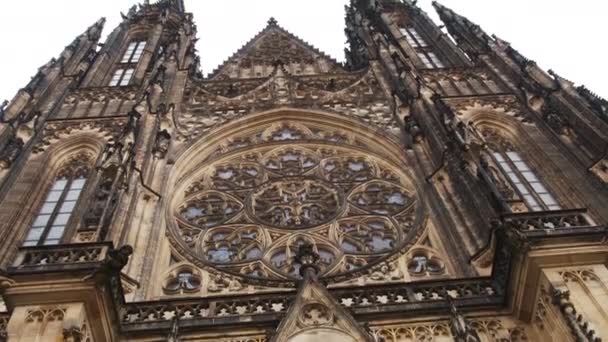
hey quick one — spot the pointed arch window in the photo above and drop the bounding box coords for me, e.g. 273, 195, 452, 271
23, 157, 91, 246
399, 25, 445, 69
121, 41, 147, 64
492, 150, 561, 211
400, 27, 428, 48
109, 68, 134, 87
417, 52, 445, 69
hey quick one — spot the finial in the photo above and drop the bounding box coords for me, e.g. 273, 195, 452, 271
295, 242, 320, 278
267, 17, 278, 26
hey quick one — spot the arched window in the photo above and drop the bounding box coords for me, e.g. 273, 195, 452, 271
492, 150, 560, 211
480, 127, 561, 212
23, 154, 91, 246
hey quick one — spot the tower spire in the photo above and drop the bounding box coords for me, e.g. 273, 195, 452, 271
432, 1, 490, 59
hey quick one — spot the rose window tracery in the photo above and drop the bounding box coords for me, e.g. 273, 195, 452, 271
251, 179, 340, 228
172, 132, 424, 283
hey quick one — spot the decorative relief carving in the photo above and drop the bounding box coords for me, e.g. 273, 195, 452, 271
32, 118, 127, 154
163, 266, 202, 295
370, 318, 529, 342
170, 138, 423, 284
299, 303, 334, 326
208, 23, 344, 80
406, 249, 446, 277
448, 95, 534, 124
180, 69, 397, 141
251, 179, 341, 229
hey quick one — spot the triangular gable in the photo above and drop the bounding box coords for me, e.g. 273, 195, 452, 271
209, 18, 345, 80
271, 246, 373, 342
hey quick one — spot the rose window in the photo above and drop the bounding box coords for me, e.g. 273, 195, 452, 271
172, 140, 424, 284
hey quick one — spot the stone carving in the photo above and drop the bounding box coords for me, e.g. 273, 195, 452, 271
0, 110, 40, 169
152, 103, 176, 159
163, 268, 202, 294
171, 136, 422, 283
299, 303, 333, 326
407, 250, 445, 276
551, 289, 602, 342
207, 273, 244, 293
25, 307, 65, 323
32, 117, 126, 154
209, 21, 343, 80
180, 68, 397, 141
448, 298, 481, 342
251, 179, 340, 228
368, 261, 403, 282
62, 326, 83, 342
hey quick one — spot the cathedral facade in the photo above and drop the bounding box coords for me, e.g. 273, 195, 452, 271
0, 0, 607, 340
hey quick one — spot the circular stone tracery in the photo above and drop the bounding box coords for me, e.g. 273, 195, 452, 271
251, 179, 341, 229
171, 133, 423, 284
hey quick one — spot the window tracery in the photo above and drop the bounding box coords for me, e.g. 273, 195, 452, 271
24, 153, 92, 247
480, 127, 561, 212
170, 126, 424, 284
163, 268, 202, 295
406, 249, 446, 276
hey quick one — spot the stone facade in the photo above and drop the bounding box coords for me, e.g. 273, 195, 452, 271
0, 0, 607, 341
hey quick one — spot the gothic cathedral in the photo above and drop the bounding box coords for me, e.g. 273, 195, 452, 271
0, 0, 607, 341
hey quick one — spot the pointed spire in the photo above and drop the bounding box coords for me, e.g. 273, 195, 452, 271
85, 17, 106, 42
432, 1, 490, 59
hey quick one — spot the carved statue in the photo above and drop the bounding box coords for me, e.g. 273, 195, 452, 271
87, 245, 133, 285
153, 103, 175, 159
0, 110, 40, 169
62, 327, 83, 342
83, 174, 114, 229
479, 152, 514, 201
153, 130, 171, 159
207, 273, 243, 293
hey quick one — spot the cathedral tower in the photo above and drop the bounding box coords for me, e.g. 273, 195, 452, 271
0, 0, 606, 341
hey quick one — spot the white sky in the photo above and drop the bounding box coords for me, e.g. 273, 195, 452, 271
0, 1, 605, 102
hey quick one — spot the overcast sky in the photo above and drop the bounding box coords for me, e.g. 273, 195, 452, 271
0, 1, 605, 102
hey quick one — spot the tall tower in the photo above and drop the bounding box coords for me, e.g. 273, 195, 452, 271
0, 0, 606, 341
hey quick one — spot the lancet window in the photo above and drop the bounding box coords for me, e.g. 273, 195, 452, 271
400, 25, 445, 69
400, 27, 428, 48
109, 68, 134, 87
121, 41, 146, 64
418, 52, 445, 68
492, 150, 560, 211
23, 155, 91, 246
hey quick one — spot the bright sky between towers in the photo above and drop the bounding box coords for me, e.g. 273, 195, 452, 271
0, 0, 605, 101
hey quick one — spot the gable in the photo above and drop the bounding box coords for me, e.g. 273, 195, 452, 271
209, 18, 345, 80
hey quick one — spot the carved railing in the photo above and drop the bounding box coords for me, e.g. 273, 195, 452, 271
9, 242, 112, 274
120, 293, 293, 333
333, 278, 502, 316
119, 277, 503, 332
502, 208, 604, 238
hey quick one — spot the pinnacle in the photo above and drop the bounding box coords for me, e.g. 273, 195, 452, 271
267, 17, 278, 26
